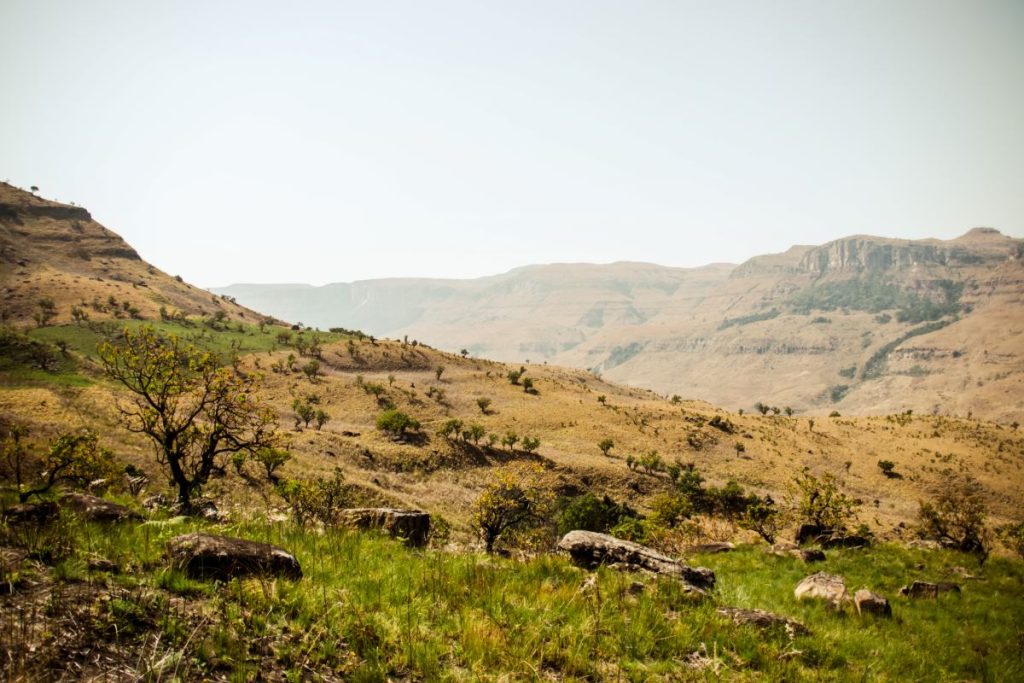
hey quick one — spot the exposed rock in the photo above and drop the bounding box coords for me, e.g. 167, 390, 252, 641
899, 581, 961, 599
60, 493, 140, 522
339, 508, 431, 547
794, 572, 848, 605
853, 589, 891, 617
166, 533, 302, 581
795, 523, 825, 545
717, 606, 809, 636
0, 501, 59, 525
557, 530, 715, 591
686, 542, 734, 554
194, 500, 228, 522
86, 555, 120, 574
798, 548, 826, 563
627, 581, 646, 595
818, 533, 869, 549
947, 566, 982, 581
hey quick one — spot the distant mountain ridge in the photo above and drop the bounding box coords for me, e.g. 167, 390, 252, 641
215, 229, 1024, 422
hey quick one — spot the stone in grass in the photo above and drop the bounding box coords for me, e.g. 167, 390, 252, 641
853, 589, 891, 617
167, 533, 302, 581
899, 581, 961, 599
339, 508, 431, 547
557, 530, 714, 591
717, 606, 810, 636
794, 572, 848, 606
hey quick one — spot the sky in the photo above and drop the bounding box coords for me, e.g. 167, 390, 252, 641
2, 1, 1022, 286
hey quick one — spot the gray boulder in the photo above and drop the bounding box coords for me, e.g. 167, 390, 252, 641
1, 501, 59, 525
818, 533, 870, 549
853, 589, 891, 616
795, 572, 848, 605
167, 533, 302, 581
339, 508, 431, 547
557, 530, 715, 591
687, 542, 734, 554
60, 493, 140, 522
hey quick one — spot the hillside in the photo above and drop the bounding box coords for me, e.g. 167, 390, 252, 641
2, 185, 1023, 680
215, 229, 1024, 422
0, 182, 266, 328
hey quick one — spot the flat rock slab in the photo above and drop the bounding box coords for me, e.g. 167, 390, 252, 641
167, 533, 302, 581
795, 572, 848, 605
818, 534, 870, 549
339, 508, 430, 547
60, 493, 140, 522
717, 606, 809, 636
557, 530, 715, 591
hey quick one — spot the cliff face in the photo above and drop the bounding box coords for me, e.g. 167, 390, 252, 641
217, 228, 1024, 421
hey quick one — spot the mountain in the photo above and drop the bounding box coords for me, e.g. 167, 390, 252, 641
215, 229, 1024, 422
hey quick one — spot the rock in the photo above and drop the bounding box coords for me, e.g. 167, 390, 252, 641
794, 572, 848, 605
770, 544, 824, 562
1, 501, 59, 525
717, 606, 809, 636
686, 542, 734, 554
60, 493, 140, 522
947, 566, 982, 581
818, 534, 869, 549
166, 533, 302, 581
194, 500, 228, 522
86, 555, 120, 574
899, 581, 960, 598
627, 581, 646, 595
339, 508, 431, 547
557, 530, 715, 591
906, 539, 942, 550
795, 523, 825, 545
853, 589, 891, 616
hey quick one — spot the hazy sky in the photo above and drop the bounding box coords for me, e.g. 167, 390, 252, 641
2, 1, 1022, 286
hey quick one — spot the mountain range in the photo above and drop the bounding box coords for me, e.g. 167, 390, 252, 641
215, 229, 1024, 422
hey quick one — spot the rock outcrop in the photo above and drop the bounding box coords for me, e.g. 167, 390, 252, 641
899, 581, 961, 599
166, 533, 302, 581
557, 530, 715, 591
339, 508, 430, 547
794, 572, 848, 605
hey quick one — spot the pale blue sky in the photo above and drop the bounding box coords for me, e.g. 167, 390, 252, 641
2, 1, 1022, 285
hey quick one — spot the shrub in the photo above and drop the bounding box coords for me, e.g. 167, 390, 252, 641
252, 447, 291, 483
649, 493, 692, 528
0, 424, 118, 502
437, 419, 464, 441
507, 367, 525, 385
376, 410, 421, 438
556, 493, 637, 536
501, 431, 519, 451
472, 465, 552, 552
598, 438, 614, 457
738, 495, 782, 543
877, 460, 897, 477
277, 469, 351, 526
917, 472, 990, 559
476, 397, 492, 414
521, 436, 540, 454
791, 470, 857, 532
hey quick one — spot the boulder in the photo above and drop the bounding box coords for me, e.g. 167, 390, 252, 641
557, 530, 715, 591
717, 606, 809, 636
1, 501, 59, 525
166, 533, 302, 581
853, 589, 891, 616
899, 581, 960, 599
818, 533, 869, 549
339, 508, 431, 547
686, 542, 734, 554
797, 548, 826, 563
795, 523, 825, 545
794, 572, 848, 605
60, 493, 140, 522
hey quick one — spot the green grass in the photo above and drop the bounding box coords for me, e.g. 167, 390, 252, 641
0, 321, 353, 389
9, 512, 1022, 681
